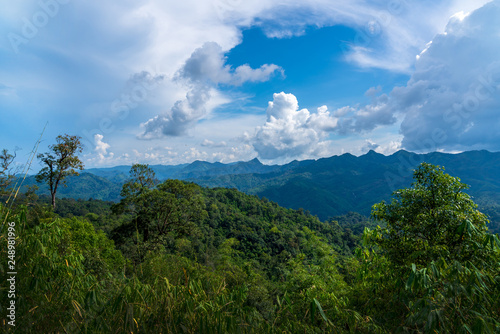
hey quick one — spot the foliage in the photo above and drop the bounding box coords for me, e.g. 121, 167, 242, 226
120, 163, 159, 199
369, 163, 491, 267
0, 149, 16, 193
358, 163, 500, 332
2, 161, 498, 333
36, 134, 84, 209
0, 201, 374, 333
0, 210, 120, 333
403, 258, 500, 333
114, 166, 207, 251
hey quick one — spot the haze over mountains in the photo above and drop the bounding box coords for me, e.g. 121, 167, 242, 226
23, 149, 500, 227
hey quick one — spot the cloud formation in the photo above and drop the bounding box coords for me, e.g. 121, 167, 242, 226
249, 0, 490, 72
333, 94, 396, 134
86, 134, 114, 165
138, 42, 282, 139
2, 0, 496, 169
201, 139, 227, 147
139, 85, 212, 138
251, 91, 405, 161
396, 1, 500, 152
178, 42, 282, 85
313, 1, 500, 153
252, 92, 336, 160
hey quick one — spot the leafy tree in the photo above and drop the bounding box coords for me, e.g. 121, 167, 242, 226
127, 179, 207, 246
359, 163, 500, 332
115, 164, 206, 249
120, 163, 159, 199
369, 162, 491, 267
36, 134, 84, 209
146, 180, 206, 237
0, 148, 15, 193
112, 163, 158, 216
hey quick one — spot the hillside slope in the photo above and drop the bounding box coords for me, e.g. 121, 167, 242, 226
23, 150, 500, 230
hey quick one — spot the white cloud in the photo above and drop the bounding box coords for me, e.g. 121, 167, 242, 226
138, 85, 212, 138
249, 91, 406, 162
322, 1, 500, 153
334, 94, 396, 134
362, 139, 379, 152
178, 42, 282, 85
252, 92, 337, 160
85, 134, 115, 166
2, 0, 495, 169
396, 1, 500, 152
138, 42, 282, 139
94, 134, 110, 156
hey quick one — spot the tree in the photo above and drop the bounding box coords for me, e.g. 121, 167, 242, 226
115, 164, 206, 246
368, 162, 492, 267
120, 164, 159, 199
139, 180, 207, 240
0, 148, 16, 194
111, 164, 159, 216
36, 135, 84, 209
358, 163, 500, 332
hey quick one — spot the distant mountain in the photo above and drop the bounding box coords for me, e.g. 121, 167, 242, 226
85, 157, 312, 181
21, 173, 122, 202
193, 150, 500, 220
24, 150, 500, 232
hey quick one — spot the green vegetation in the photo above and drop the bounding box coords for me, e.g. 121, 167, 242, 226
359, 163, 500, 332
19, 149, 500, 233
1, 160, 499, 333
36, 134, 84, 209
0, 149, 16, 194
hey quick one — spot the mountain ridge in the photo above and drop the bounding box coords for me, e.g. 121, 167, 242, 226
21, 149, 500, 230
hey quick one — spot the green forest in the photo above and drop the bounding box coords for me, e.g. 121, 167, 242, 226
1, 143, 500, 332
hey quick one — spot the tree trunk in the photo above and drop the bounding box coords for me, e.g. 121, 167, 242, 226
51, 192, 56, 210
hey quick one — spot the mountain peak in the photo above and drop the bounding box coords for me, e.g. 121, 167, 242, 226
247, 157, 262, 165
365, 149, 381, 156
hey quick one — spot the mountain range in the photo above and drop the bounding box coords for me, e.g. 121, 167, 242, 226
22, 150, 500, 226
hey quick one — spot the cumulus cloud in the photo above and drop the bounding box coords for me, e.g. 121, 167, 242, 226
125, 71, 165, 94
250, 91, 403, 161
334, 94, 396, 134
252, 92, 337, 160
179, 42, 282, 85
321, 1, 500, 153
138, 42, 282, 139
86, 134, 114, 165
365, 85, 382, 97
95, 134, 111, 156
395, 1, 500, 152
139, 85, 212, 138
248, 1, 500, 162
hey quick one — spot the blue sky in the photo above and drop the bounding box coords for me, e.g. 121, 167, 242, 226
1, 0, 499, 170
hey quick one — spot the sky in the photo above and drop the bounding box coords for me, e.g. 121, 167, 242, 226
1, 0, 499, 170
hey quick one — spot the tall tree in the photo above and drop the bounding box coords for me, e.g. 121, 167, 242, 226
0, 149, 16, 194
369, 162, 491, 267
115, 164, 206, 245
121, 164, 159, 199
36, 135, 84, 209
358, 163, 500, 332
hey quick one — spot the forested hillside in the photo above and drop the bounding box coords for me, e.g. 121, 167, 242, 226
193, 150, 500, 220
20, 149, 500, 233
2, 163, 499, 333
